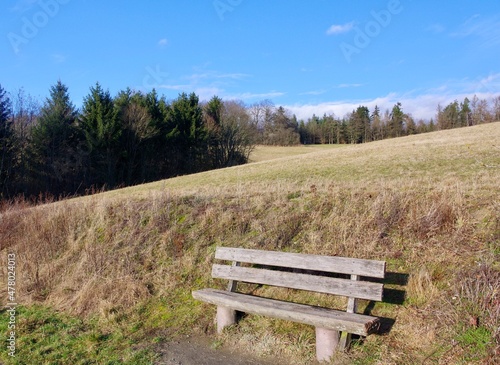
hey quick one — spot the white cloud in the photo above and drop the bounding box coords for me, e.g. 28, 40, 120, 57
285, 87, 500, 122
285, 95, 395, 120
326, 22, 355, 35
226, 91, 286, 101
300, 90, 327, 96
158, 38, 169, 47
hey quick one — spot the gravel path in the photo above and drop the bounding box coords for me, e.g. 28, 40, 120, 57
154, 336, 284, 365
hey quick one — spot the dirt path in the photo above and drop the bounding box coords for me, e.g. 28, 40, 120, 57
154, 336, 285, 365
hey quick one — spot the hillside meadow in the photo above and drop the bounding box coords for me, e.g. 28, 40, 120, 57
0, 123, 499, 364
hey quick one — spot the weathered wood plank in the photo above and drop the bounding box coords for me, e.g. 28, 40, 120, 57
339, 275, 360, 350
212, 264, 383, 301
226, 261, 241, 292
215, 247, 386, 278
192, 288, 380, 336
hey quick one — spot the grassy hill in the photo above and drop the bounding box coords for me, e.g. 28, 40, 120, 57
1, 123, 499, 364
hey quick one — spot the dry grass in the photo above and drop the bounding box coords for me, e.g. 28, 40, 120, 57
1, 123, 499, 364
249, 144, 343, 163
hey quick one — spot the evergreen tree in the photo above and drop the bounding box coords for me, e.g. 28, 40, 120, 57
371, 105, 384, 141
31, 81, 79, 193
350, 106, 370, 143
115, 89, 159, 185
143, 89, 170, 180
0, 85, 13, 196
439, 100, 460, 129
204, 96, 225, 167
166, 93, 206, 174
389, 102, 404, 138
80, 83, 121, 188
460, 97, 471, 127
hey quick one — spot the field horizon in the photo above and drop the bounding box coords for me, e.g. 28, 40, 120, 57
1, 123, 499, 364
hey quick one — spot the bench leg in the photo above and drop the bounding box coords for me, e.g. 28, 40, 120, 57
216, 306, 236, 334
315, 327, 340, 362
338, 332, 352, 351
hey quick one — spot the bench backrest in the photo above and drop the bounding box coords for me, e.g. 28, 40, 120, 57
213, 247, 386, 302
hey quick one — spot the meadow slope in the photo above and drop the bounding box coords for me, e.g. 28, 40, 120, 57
1, 123, 499, 364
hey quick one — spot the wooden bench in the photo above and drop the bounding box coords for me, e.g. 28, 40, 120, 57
192, 247, 386, 362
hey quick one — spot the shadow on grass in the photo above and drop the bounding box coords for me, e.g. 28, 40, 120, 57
363, 271, 408, 336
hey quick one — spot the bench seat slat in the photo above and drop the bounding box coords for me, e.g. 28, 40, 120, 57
192, 288, 380, 336
215, 247, 386, 278
212, 264, 383, 301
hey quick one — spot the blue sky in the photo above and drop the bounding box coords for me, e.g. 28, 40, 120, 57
2, 0, 500, 120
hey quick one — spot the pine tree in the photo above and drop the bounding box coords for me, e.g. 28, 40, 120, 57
371, 105, 384, 141
166, 93, 206, 174
460, 97, 471, 127
31, 81, 79, 193
142, 90, 170, 181
389, 102, 404, 138
115, 89, 159, 185
350, 106, 370, 143
0, 85, 13, 196
80, 83, 121, 188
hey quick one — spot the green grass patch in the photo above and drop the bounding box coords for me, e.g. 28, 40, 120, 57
456, 326, 493, 362
0, 306, 156, 365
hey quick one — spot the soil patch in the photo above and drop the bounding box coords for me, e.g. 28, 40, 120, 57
154, 336, 285, 365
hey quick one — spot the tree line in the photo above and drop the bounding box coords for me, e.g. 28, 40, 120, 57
0, 81, 257, 199
299, 96, 500, 145
1, 80, 498, 200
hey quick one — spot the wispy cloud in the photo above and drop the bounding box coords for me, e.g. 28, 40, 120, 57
326, 22, 355, 35
143, 66, 254, 101
156, 84, 191, 91
452, 14, 500, 47
155, 84, 224, 101
158, 38, 169, 47
337, 83, 363, 89
185, 71, 250, 82
426, 23, 445, 33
